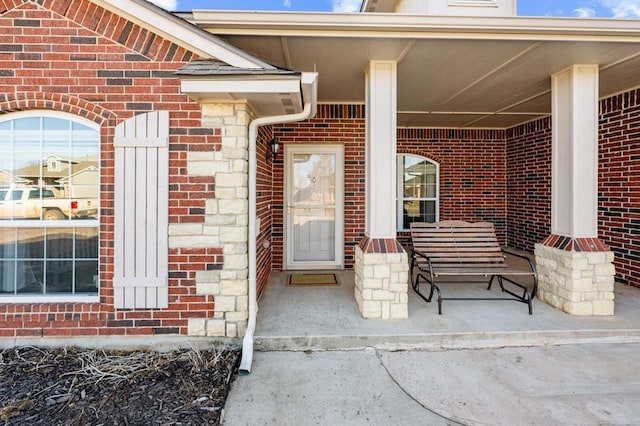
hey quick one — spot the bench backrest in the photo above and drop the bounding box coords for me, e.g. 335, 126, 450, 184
410, 221, 504, 265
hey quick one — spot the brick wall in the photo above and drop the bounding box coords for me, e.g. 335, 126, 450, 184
505, 117, 552, 252
271, 105, 366, 269
0, 0, 220, 337
506, 90, 640, 288
256, 125, 273, 294
269, 107, 507, 268
599, 89, 640, 287
398, 128, 508, 247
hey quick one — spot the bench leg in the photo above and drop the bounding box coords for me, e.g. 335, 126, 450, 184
487, 275, 496, 291
413, 273, 434, 301
488, 275, 507, 293
498, 275, 506, 292
413, 273, 441, 314
410, 254, 416, 283
496, 275, 534, 315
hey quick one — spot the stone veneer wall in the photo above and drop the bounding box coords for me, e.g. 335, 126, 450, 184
535, 238, 615, 316
176, 103, 251, 338
354, 238, 409, 319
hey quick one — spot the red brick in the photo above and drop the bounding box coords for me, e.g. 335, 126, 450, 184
0, 0, 219, 337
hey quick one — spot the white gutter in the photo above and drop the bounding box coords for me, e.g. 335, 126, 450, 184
239, 72, 318, 375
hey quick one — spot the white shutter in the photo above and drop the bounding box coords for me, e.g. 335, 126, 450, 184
113, 111, 169, 309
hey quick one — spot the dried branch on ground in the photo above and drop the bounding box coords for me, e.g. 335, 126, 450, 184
0, 346, 240, 425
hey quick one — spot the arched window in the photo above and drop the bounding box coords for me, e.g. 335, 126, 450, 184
0, 111, 99, 299
397, 154, 439, 231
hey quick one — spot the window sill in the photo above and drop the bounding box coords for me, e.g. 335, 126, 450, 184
0, 295, 100, 304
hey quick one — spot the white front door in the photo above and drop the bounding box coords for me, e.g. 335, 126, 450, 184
285, 145, 344, 270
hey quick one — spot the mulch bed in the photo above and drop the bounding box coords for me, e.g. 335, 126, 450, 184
0, 346, 240, 425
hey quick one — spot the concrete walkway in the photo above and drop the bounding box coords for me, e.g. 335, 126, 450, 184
223, 271, 640, 425
223, 343, 640, 425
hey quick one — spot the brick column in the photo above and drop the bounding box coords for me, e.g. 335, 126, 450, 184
169, 103, 251, 337
536, 65, 615, 316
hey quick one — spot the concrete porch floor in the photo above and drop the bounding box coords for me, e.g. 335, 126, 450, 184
254, 270, 640, 351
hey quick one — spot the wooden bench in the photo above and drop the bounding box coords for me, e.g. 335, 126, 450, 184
410, 221, 538, 314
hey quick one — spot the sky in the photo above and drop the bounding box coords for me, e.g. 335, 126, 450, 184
150, 0, 640, 18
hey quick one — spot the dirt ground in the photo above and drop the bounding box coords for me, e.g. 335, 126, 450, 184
0, 346, 240, 425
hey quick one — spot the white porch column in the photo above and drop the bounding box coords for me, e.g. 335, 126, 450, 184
355, 61, 409, 320
365, 61, 397, 238
535, 65, 615, 316
552, 65, 598, 238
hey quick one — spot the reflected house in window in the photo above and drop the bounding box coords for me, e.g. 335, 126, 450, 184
56, 164, 99, 199
12, 155, 99, 199
0, 170, 31, 189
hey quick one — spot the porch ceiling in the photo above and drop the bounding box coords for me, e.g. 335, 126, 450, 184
189, 12, 640, 129
191, 11, 640, 128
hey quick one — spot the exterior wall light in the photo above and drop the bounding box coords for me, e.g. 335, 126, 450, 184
266, 137, 280, 162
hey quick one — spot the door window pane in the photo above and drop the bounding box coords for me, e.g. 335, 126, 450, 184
293, 154, 336, 206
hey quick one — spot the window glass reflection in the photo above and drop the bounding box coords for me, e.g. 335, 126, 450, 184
17, 228, 45, 258
46, 260, 73, 293
0, 229, 16, 258
399, 154, 439, 230
0, 112, 99, 297
16, 260, 44, 294
0, 227, 99, 296
0, 260, 15, 294
75, 228, 98, 258
75, 260, 99, 293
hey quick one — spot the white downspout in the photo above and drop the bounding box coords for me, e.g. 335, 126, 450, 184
239, 73, 317, 375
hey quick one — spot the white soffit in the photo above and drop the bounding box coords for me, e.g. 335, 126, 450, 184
190, 11, 640, 128
89, 0, 271, 68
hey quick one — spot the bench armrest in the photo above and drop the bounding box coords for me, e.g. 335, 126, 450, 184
411, 249, 435, 275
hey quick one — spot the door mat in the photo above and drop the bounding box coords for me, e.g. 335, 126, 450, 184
287, 273, 339, 287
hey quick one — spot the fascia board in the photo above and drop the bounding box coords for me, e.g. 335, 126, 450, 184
89, 0, 272, 68
192, 11, 640, 42
180, 77, 301, 95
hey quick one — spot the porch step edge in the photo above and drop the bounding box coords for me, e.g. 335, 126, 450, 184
254, 329, 640, 352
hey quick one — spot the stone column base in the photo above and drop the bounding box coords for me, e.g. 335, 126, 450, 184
354, 238, 409, 319
535, 236, 615, 316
